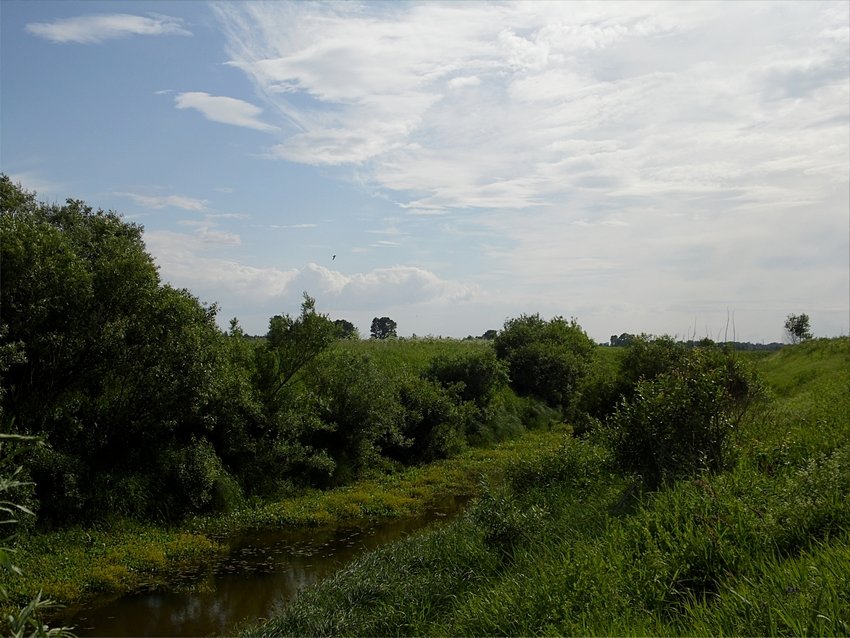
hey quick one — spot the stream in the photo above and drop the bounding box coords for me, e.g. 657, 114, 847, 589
57, 495, 468, 637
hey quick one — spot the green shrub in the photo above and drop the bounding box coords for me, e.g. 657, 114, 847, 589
493, 314, 595, 412
606, 349, 757, 489
160, 437, 244, 515
297, 352, 409, 486
424, 347, 508, 409
395, 376, 467, 464
467, 481, 546, 559
576, 346, 626, 424
618, 335, 687, 392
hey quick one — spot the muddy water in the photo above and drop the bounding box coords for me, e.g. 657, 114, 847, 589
59, 496, 468, 637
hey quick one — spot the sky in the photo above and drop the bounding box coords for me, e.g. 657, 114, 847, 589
1, 1, 848, 342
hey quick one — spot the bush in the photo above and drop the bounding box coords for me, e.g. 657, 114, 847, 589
296, 352, 409, 486
493, 314, 595, 413
160, 437, 244, 515
618, 335, 687, 394
424, 348, 508, 409
395, 376, 468, 464
606, 349, 758, 489
1, 178, 265, 523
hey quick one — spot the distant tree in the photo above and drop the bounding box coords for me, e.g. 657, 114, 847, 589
333, 319, 359, 340
370, 317, 397, 339
610, 333, 635, 347
480, 329, 499, 340
784, 313, 812, 344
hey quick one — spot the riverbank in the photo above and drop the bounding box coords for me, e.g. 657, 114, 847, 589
4, 426, 570, 621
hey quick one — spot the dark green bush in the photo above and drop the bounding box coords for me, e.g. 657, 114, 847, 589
618, 335, 687, 393
606, 348, 759, 489
1, 177, 258, 523
493, 314, 595, 413
297, 352, 409, 485
395, 376, 468, 464
424, 348, 508, 409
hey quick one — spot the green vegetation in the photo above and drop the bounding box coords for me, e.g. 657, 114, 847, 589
247, 338, 849, 636
3, 429, 567, 619
0, 177, 560, 527
3, 176, 847, 635
1, 435, 75, 637
785, 312, 813, 344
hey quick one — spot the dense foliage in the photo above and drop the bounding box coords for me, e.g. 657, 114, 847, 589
0, 177, 556, 527
606, 345, 761, 489
493, 314, 596, 413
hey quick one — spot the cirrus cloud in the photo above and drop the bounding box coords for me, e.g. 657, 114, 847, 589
26, 13, 191, 44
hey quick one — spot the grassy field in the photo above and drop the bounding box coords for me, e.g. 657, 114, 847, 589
246, 338, 850, 636
335, 336, 493, 373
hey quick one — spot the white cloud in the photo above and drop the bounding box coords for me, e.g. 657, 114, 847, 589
292, 263, 478, 310
116, 192, 207, 211
265, 223, 318, 229
146, 230, 293, 299
214, 1, 847, 214
145, 227, 479, 326
174, 92, 278, 132
4, 171, 64, 198
447, 76, 481, 90
152, 1, 849, 339
26, 13, 191, 44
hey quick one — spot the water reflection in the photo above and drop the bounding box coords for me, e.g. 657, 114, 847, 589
61, 496, 467, 637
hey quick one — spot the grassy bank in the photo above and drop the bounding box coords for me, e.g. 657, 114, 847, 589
3, 426, 568, 618
246, 338, 850, 636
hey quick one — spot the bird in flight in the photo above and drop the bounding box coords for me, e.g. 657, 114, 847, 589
332, 254, 336, 261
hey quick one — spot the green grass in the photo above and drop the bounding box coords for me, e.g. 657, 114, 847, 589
334, 336, 493, 374
245, 337, 850, 637
5, 523, 223, 610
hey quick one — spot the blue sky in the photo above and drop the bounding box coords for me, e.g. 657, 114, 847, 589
2, 1, 848, 341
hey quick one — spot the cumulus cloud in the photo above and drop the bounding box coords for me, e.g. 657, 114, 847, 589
145, 230, 293, 299
26, 13, 191, 44
291, 263, 479, 310
174, 92, 278, 132
145, 227, 477, 314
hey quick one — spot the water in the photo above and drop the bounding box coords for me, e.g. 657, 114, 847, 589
58, 496, 467, 637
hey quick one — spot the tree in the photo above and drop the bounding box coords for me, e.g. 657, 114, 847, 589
255, 293, 338, 413
480, 329, 499, 340
784, 313, 812, 344
0, 175, 254, 522
370, 316, 397, 339
333, 319, 359, 340
609, 333, 635, 347
493, 314, 595, 411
